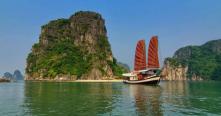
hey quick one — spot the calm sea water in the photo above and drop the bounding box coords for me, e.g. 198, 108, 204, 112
0, 81, 221, 116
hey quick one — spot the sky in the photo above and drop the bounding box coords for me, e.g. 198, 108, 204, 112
0, 0, 221, 75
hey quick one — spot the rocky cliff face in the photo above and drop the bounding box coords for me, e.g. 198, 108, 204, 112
26, 11, 126, 80
161, 59, 188, 80
161, 39, 221, 80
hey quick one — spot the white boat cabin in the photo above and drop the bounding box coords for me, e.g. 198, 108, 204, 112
122, 69, 159, 81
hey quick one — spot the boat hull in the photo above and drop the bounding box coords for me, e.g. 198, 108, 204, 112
123, 77, 160, 85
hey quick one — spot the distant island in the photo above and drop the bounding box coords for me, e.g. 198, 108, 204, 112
0, 70, 24, 82
161, 39, 221, 81
26, 11, 129, 80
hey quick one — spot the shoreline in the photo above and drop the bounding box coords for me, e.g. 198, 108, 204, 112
74, 80, 123, 82
25, 79, 123, 83
25, 79, 209, 83
0, 78, 10, 83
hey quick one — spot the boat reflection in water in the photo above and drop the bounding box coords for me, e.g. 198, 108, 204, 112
20, 81, 221, 115
128, 84, 163, 116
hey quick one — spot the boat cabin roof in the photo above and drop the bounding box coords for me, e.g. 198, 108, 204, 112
122, 68, 159, 77
122, 73, 136, 77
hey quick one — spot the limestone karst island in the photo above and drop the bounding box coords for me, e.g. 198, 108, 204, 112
26, 11, 128, 81
162, 39, 221, 81
1, 1, 221, 115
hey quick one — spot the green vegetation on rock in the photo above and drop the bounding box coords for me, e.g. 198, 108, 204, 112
27, 39, 90, 78
26, 11, 128, 80
165, 39, 221, 80
108, 58, 130, 77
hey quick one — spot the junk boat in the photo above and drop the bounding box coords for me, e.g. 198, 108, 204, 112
123, 36, 160, 85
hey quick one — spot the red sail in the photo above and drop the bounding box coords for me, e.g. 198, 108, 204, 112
147, 36, 160, 68
134, 40, 147, 71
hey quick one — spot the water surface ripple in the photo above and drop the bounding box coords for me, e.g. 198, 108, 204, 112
0, 81, 221, 116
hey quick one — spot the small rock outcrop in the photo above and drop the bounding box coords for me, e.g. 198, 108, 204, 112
26, 11, 127, 80
0, 78, 10, 82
